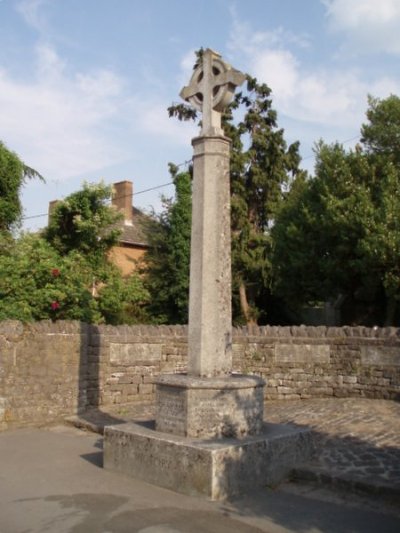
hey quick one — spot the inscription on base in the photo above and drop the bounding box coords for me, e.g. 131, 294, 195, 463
156, 387, 186, 435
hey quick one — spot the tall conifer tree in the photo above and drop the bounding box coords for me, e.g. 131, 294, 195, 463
169, 65, 304, 324
141, 165, 192, 324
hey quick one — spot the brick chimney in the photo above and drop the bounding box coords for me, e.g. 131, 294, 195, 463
112, 180, 133, 225
48, 200, 59, 225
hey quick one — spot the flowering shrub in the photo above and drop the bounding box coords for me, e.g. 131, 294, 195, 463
0, 182, 150, 324
0, 233, 149, 323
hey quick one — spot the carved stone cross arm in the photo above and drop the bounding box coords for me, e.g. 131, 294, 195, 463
180, 48, 246, 136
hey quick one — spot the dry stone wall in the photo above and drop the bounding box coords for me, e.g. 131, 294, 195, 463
232, 326, 400, 401
0, 321, 88, 430
0, 321, 399, 430
90, 325, 188, 408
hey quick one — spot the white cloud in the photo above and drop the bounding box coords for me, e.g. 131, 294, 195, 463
16, 0, 49, 33
3, 1, 197, 183
228, 13, 400, 132
228, 6, 310, 56
0, 43, 129, 181
324, 0, 400, 54
36, 43, 65, 81
180, 49, 196, 79
252, 51, 362, 126
136, 100, 198, 146
0, 37, 196, 184
252, 49, 298, 101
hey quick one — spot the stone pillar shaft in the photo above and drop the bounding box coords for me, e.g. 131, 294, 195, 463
188, 135, 232, 377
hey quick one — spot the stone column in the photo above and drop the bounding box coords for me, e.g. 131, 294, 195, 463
188, 135, 232, 377
154, 49, 265, 439
104, 50, 313, 501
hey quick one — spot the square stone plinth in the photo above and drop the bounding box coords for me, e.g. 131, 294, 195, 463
104, 421, 313, 500
155, 374, 265, 439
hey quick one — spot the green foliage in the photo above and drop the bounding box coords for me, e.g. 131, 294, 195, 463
0, 234, 99, 322
169, 70, 304, 324
227, 76, 305, 324
141, 166, 192, 324
361, 94, 400, 163
272, 94, 400, 325
0, 233, 149, 324
97, 269, 150, 325
0, 179, 149, 324
44, 181, 122, 266
0, 140, 43, 232
357, 159, 400, 309
272, 143, 376, 305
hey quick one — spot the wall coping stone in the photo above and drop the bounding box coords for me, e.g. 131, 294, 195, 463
1, 320, 399, 429
0, 320, 24, 336
1, 321, 400, 340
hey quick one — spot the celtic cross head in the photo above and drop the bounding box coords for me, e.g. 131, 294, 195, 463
180, 49, 246, 136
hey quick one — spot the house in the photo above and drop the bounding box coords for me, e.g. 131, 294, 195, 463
48, 180, 149, 276
109, 180, 149, 275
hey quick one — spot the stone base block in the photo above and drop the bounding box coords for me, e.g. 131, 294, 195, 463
104, 421, 314, 500
155, 373, 265, 438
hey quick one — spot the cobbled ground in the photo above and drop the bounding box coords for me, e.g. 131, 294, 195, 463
68, 397, 400, 500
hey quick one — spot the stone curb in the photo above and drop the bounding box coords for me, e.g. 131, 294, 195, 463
65, 415, 106, 435
292, 465, 400, 502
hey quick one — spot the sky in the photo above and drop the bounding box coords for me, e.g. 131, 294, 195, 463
1, 0, 400, 231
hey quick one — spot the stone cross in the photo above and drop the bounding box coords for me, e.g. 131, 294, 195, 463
105, 50, 280, 501
180, 49, 245, 377
180, 48, 246, 136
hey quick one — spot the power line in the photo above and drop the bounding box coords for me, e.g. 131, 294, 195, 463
110, 181, 175, 202
21, 159, 193, 222
22, 134, 361, 223
302, 135, 360, 161
22, 181, 176, 221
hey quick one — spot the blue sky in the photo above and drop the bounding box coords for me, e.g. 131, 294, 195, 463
1, 0, 400, 231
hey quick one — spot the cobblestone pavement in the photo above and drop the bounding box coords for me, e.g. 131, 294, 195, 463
266, 398, 400, 498
67, 398, 400, 501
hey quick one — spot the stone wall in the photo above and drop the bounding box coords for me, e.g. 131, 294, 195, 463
232, 325, 400, 401
0, 321, 88, 430
0, 321, 399, 430
89, 324, 188, 408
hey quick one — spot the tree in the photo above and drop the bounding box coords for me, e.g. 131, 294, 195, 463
272, 95, 400, 326
355, 154, 400, 325
0, 233, 100, 322
227, 76, 304, 325
0, 180, 150, 324
141, 165, 192, 324
272, 143, 376, 315
0, 141, 43, 232
169, 64, 304, 324
361, 94, 400, 163
44, 181, 122, 267
97, 267, 150, 325
0, 232, 150, 324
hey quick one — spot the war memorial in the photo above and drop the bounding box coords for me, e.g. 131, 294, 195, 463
103, 50, 313, 500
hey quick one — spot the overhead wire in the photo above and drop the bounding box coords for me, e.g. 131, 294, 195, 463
21, 135, 361, 223
21, 159, 193, 222
301, 135, 360, 161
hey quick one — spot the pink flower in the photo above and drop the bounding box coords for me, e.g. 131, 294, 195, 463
51, 301, 60, 311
